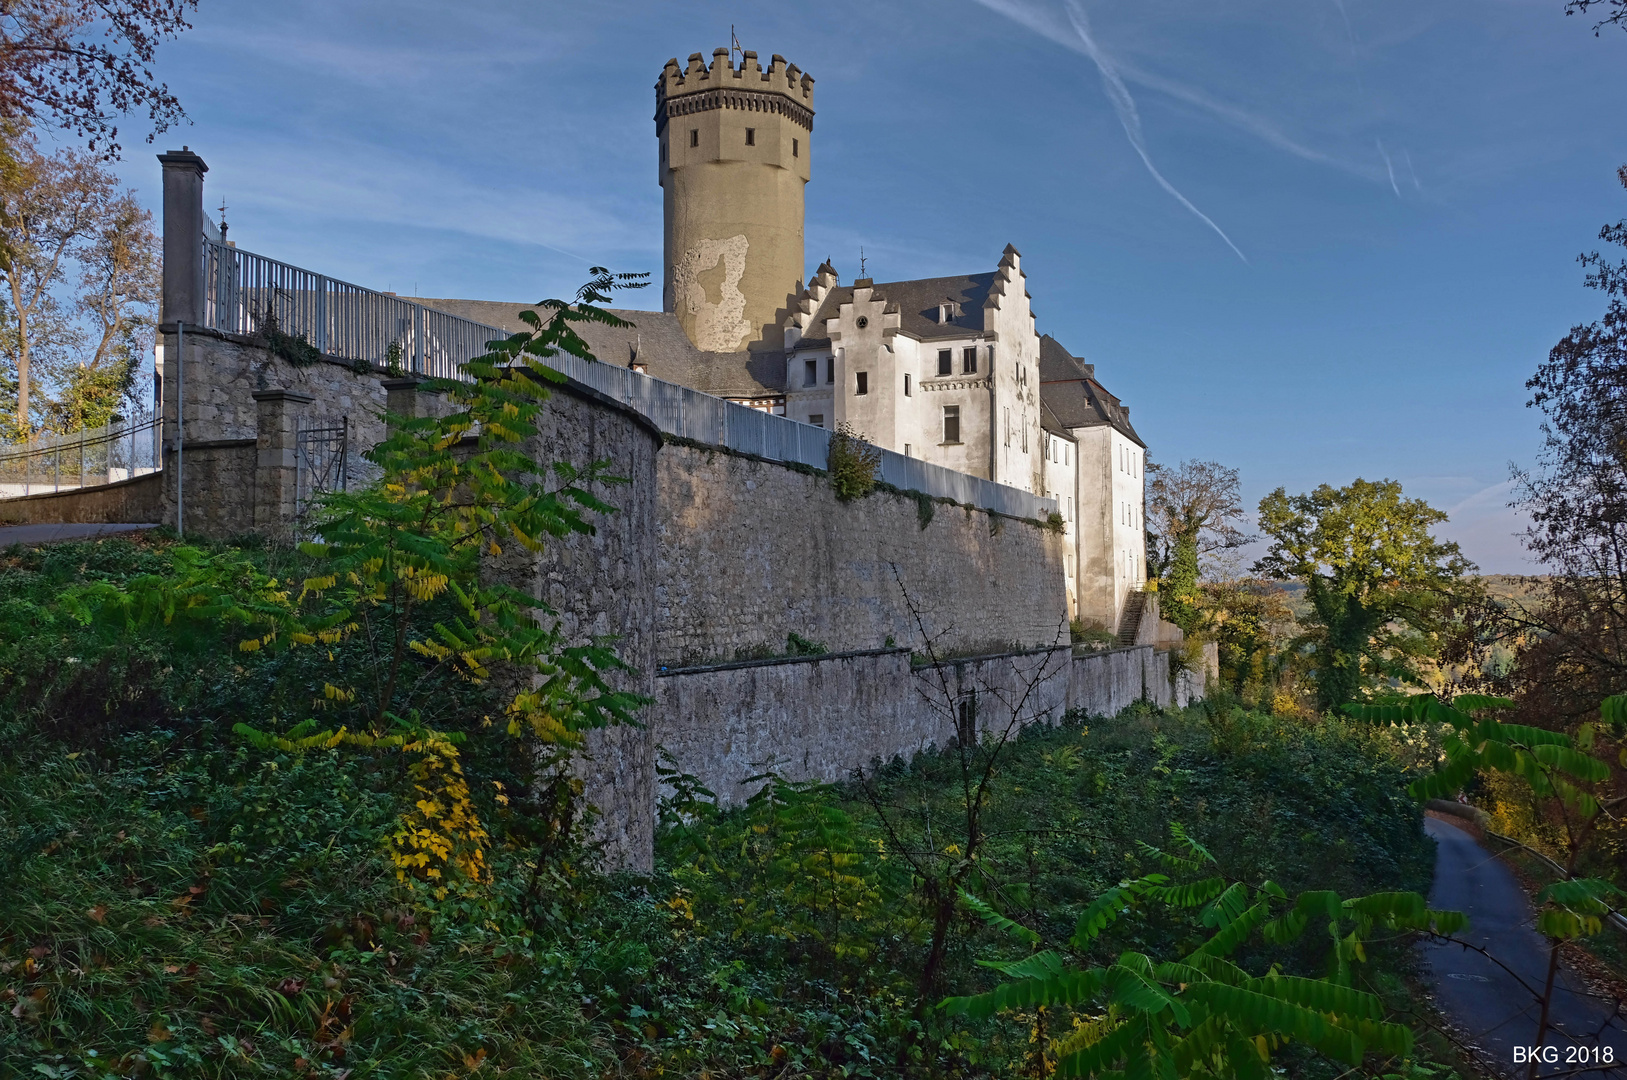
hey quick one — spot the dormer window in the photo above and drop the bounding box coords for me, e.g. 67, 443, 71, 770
939, 302, 958, 323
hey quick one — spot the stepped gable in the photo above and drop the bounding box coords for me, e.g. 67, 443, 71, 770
1037, 333, 1143, 447
792, 272, 998, 350
413, 297, 778, 399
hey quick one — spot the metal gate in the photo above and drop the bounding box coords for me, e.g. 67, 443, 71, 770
295, 414, 348, 528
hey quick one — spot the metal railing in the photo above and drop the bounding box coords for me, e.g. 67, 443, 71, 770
0, 416, 162, 498
202, 239, 508, 378
198, 239, 1057, 521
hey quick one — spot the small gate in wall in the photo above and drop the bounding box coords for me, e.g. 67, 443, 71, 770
295, 414, 348, 529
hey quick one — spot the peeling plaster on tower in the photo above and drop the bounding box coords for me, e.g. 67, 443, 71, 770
656, 48, 813, 353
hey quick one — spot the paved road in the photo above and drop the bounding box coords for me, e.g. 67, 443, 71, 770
1424, 816, 1627, 1077
0, 522, 157, 546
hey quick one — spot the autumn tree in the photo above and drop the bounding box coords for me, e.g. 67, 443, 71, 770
0, 138, 155, 435
1254, 478, 1474, 711
1566, 0, 1627, 35
0, 0, 197, 157
1495, 165, 1627, 722
1145, 457, 1251, 632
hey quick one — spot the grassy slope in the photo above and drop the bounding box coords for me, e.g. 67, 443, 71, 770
0, 536, 1447, 1079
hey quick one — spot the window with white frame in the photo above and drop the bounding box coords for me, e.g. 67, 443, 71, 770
943, 405, 961, 444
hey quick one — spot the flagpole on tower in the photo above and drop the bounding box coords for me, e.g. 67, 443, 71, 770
730, 25, 741, 64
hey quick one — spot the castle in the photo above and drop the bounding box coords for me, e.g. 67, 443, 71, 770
0, 49, 1194, 872
425, 47, 1151, 632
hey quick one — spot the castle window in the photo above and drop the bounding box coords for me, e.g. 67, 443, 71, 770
809, 413, 824, 428
943, 405, 961, 444
660, 143, 666, 163
689, 129, 699, 147
962, 346, 977, 374
745, 127, 756, 146
826, 358, 834, 384
904, 443, 912, 457
804, 359, 818, 387
937, 349, 951, 376
940, 302, 957, 323
793, 137, 799, 157
904, 373, 912, 397
856, 371, 868, 395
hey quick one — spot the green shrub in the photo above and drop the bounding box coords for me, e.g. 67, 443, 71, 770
827, 422, 881, 501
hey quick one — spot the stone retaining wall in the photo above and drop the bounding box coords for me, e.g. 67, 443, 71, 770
655, 642, 1206, 807
0, 472, 164, 526
654, 441, 1069, 666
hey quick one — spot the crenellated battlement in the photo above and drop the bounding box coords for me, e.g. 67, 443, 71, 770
656, 49, 815, 134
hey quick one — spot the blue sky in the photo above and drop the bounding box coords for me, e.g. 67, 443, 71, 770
112, 0, 1627, 573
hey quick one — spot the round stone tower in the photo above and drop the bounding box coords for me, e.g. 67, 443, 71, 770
656, 48, 813, 353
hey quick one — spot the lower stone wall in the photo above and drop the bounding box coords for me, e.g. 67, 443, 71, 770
656, 643, 1193, 807
0, 472, 164, 525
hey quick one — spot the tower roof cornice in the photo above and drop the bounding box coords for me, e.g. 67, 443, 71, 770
655, 49, 814, 134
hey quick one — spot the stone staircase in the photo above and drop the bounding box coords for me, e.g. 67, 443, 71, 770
1116, 591, 1146, 647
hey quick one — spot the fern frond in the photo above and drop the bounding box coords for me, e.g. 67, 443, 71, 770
961, 889, 1041, 945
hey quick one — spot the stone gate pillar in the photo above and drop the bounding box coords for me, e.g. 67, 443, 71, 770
253, 388, 313, 535
157, 148, 208, 329
381, 376, 442, 429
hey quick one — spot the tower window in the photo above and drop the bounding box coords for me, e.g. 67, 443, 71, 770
943, 405, 961, 444
856, 371, 868, 395
904, 373, 912, 397
689, 129, 698, 147
660, 143, 666, 162
826, 358, 834, 384
937, 349, 951, 376
793, 137, 799, 157
809, 413, 824, 428
962, 346, 977, 374
745, 128, 755, 146
804, 359, 817, 387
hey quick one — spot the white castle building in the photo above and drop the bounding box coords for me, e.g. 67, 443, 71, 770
430, 46, 1148, 630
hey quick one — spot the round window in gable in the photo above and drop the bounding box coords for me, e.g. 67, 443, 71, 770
856, 316, 869, 329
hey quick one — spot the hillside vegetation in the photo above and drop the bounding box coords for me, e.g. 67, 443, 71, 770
0, 533, 1458, 1079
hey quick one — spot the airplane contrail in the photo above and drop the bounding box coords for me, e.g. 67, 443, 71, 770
1061, 0, 1248, 262
1375, 138, 1400, 198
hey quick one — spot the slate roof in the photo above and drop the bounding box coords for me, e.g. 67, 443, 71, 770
415, 298, 781, 398
793, 272, 999, 350
1037, 334, 1143, 448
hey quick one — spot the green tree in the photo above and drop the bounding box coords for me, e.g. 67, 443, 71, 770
1147, 459, 1250, 633
1254, 479, 1474, 711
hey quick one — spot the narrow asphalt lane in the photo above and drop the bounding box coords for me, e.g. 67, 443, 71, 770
1423, 816, 1627, 1077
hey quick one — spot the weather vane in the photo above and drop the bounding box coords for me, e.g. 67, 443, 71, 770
859, 246, 867, 277
730, 25, 741, 64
